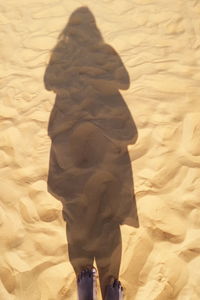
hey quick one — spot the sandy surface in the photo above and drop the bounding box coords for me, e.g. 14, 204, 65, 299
1, 0, 200, 299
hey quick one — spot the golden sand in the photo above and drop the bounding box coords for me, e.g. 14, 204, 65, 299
1, 0, 200, 299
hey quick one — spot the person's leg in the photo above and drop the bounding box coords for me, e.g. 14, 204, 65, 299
77, 268, 96, 300
104, 278, 123, 300
95, 225, 122, 299
68, 241, 96, 299
67, 225, 94, 275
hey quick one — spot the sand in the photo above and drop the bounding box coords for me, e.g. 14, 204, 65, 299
1, 0, 200, 299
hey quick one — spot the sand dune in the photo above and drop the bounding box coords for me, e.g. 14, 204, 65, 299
1, 0, 200, 299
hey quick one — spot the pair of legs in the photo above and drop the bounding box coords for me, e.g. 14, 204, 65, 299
77, 267, 123, 300
67, 224, 122, 299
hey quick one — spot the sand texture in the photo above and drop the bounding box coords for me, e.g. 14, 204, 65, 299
1, 0, 200, 299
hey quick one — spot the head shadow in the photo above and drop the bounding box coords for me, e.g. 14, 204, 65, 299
44, 6, 139, 298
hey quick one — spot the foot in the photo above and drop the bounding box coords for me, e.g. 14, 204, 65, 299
77, 268, 96, 300
104, 279, 123, 300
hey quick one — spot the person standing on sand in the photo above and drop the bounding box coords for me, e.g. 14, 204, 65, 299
44, 6, 138, 299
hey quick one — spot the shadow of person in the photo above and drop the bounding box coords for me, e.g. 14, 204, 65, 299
44, 6, 139, 299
